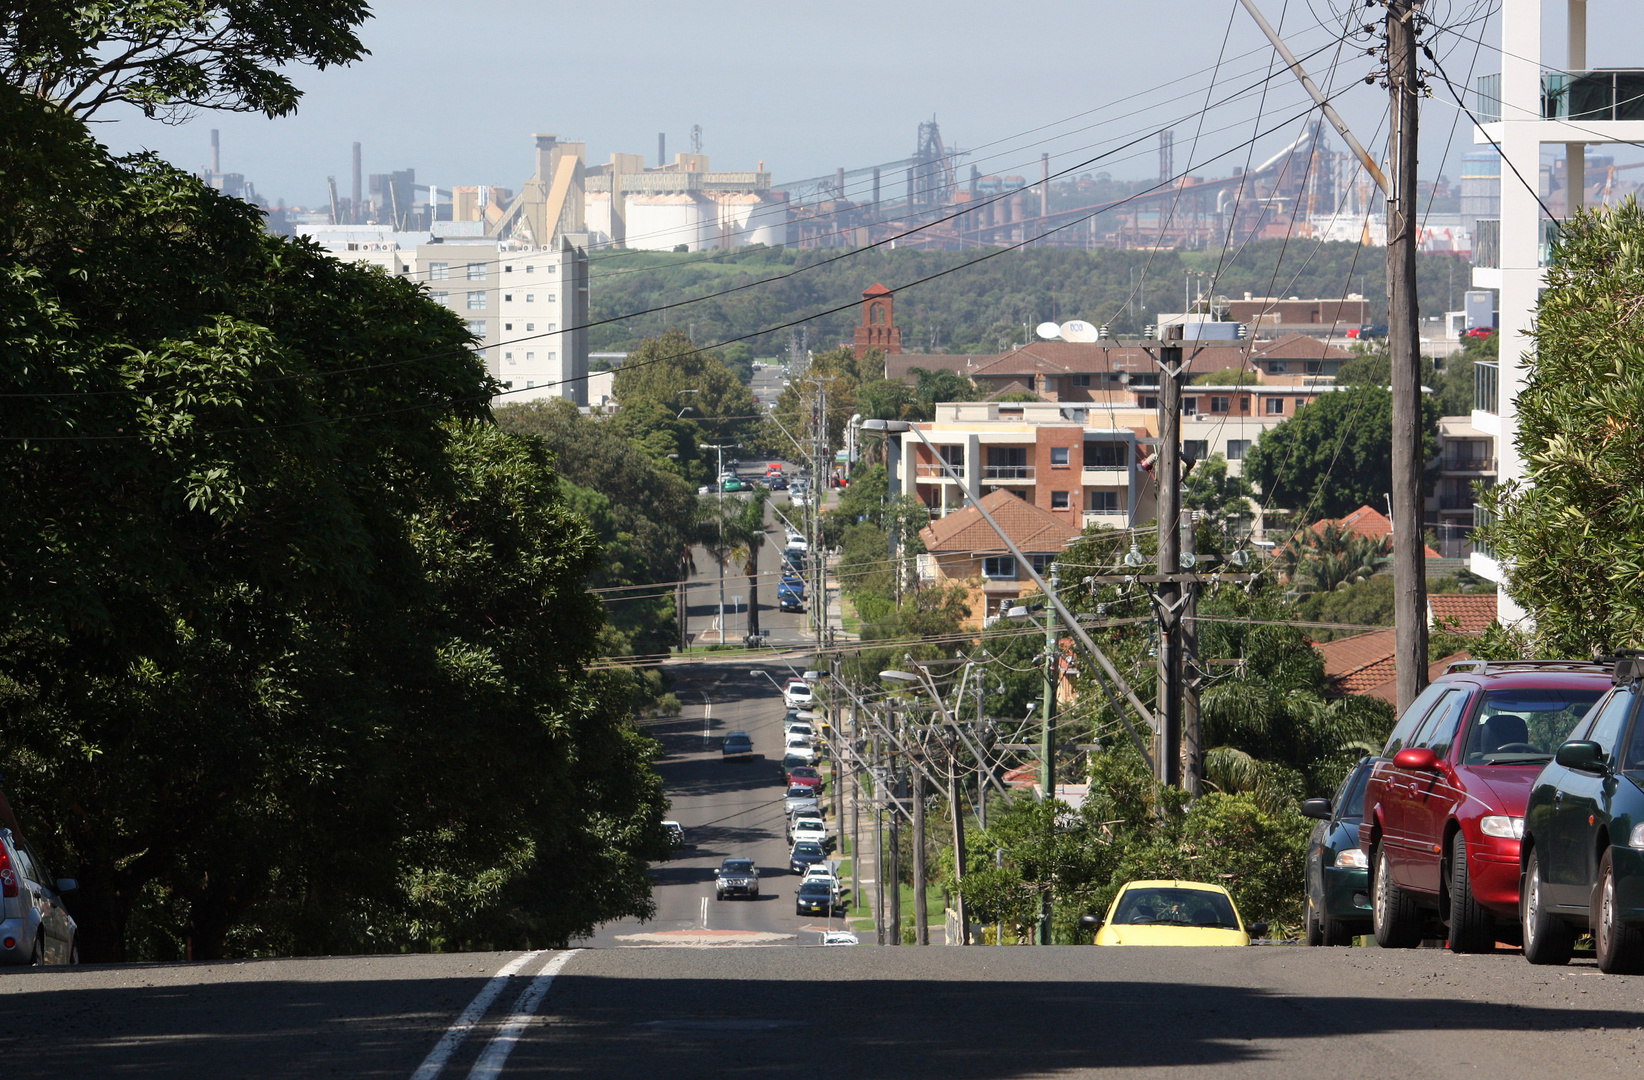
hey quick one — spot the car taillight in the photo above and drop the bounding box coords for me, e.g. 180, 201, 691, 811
0, 847, 16, 898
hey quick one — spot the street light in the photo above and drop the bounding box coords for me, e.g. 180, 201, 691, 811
701, 442, 740, 644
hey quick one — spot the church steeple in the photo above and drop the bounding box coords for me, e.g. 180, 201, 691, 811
853, 283, 901, 359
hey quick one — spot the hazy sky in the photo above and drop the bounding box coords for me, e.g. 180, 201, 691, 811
93, 1, 1644, 210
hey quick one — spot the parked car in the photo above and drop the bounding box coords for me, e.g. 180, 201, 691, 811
784, 722, 815, 743
786, 765, 822, 789
1079, 880, 1262, 946
780, 574, 805, 598
661, 820, 687, 858
769, 475, 789, 491
721, 730, 755, 761
787, 808, 823, 842
718, 474, 744, 493
778, 584, 805, 613
1521, 657, 1644, 971
1464, 326, 1496, 338
714, 857, 760, 901
795, 879, 836, 917
784, 682, 814, 709
1301, 758, 1375, 945
784, 786, 820, 816
784, 737, 816, 765
789, 840, 828, 875
802, 864, 840, 892
1360, 659, 1610, 952
0, 829, 77, 965
790, 819, 831, 852
1355, 324, 1388, 339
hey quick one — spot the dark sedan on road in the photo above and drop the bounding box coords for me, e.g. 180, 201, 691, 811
1301, 757, 1374, 945
1522, 658, 1644, 972
795, 879, 835, 917
722, 731, 754, 761
789, 841, 826, 875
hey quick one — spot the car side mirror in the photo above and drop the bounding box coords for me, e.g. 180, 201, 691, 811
1299, 798, 1333, 821
1248, 922, 1268, 938
1078, 913, 1101, 929
55, 878, 77, 893
1555, 739, 1607, 773
1393, 747, 1440, 771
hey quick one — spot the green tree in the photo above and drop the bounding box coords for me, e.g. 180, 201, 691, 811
1243, 384, 1438, 518
907, 366, 976, 420
2, 1, 371, 119
1274, 521, 1392, 593
1481, 198, 1644, 655
613, 330, 757, 454
1183, 454, 1254, 544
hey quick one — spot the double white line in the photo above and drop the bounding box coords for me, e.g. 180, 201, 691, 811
410, 950, 579, 1080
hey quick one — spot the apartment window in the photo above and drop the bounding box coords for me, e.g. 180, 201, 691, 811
1226, 439, 1250, 460
1141, 396, 1157, 409
526, 352, 535, 360
1295, 397, 1307, 410
1182, 397, 1197, 414
400, 264, 409, 273
526, 380, 535, 388
464, 291, 485, 310
504, 294, 513, 302
526, 323, 535, 332
1050, 447, 1070, 466
1267, 360, 1288, 374
504, 323, 513, 331
432, 291, 449, 303
526, 265, 534, 274
547, 322, 557, 331
547, 351, 557, 360
1305, 361, 1321, 375
1184, 440, 1209, 461
504, 265, 513, 273
1266, 397, 1285, 414
546, 293, 557, 302
1072, 374, 1091, 387
525, 294, 535, 302
546, 265, 556, 274
466, 263, 486, 280
982, 556, 1016, 579
1239, 396, 1250, 413
1030, 554, 1055, 574
1084, 442, 1127, 468
1210, 396, 1230, 413
1050, 491, 1070, 510
466, 320, 486, 336
428, 262, 449, 280
1088, 490, 1121, 514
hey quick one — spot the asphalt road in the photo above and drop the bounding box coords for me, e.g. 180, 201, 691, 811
7, 945, 1644, 1077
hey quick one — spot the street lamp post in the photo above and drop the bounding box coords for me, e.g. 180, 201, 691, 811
700, 442, 738, 644
881, 666, 970, 945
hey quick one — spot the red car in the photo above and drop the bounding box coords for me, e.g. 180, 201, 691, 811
786, 765, 822, 790
1359, 660, 1609, 952
1464, 326, 1495, 338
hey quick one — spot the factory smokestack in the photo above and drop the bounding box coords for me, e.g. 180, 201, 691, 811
210, 129, 220, 174
351, 142, 362, 223
658, 132, 665, 167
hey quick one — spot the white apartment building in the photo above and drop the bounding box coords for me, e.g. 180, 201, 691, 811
298, 225, 589, 406
1468, 0, 1633, 622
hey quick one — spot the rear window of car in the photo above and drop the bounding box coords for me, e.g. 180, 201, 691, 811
1459, 688, 1605, 765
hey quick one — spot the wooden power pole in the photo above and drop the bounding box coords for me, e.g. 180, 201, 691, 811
1386, 0, 1428, 713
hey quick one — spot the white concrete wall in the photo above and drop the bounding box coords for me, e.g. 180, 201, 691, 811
497, 246, 582, 405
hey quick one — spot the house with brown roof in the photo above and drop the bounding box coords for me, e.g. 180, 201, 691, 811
1429, 593, 1498, 634
1309, 505, 1442, 558
1315, 629, 1466, 705
917, 489, 1083, 628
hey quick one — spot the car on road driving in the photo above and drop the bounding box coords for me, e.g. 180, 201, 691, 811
1521, 657, 1644, 972
784, 681, 814, 709
1301, 758, 1374, 945
1080, 880, 1262, 946
715, 858, 760, 900
796, 880, 836, 917
1360, 659, 1609, 952
721, 731, 755, 761
0, 829, 77, 965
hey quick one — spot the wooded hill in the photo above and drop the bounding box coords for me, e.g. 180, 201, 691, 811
587, 240, 1470, 357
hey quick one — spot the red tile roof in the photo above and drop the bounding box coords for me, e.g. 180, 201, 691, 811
1310, 505, 1441, 558
862, 282, 892, 297
1428, 593, 1498, 634
1315, 629, 1469, 704
919, 489, 1082, 555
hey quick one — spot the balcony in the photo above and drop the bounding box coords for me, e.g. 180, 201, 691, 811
982, 464, 1035, 482
1474, 361, 1498, 416
1440, 455, 1496, 475
915, 463, 965, 481
1471, 218, 1560, 269
1476, 73, 1501, 124
1081, 464, 1129, 480
1543, 70, 1644, 122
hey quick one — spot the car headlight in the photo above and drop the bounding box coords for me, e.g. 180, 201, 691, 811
1629, 823, 1644, 850
1479, 815, 1524, 839
1334, 848, 1369, 869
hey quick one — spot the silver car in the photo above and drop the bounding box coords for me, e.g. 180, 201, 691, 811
0, 829, 76, 965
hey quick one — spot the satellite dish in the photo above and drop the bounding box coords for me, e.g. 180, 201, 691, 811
1059, 320, 1100, 343
1035, 321, 1061, 340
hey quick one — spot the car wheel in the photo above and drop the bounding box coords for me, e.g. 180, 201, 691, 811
68, 937, 79, 965
1372, 844, 1422, 948
1593, 849, 1644, 975
1447, 833, 1496, 953
715, 891, 724, 901
1521, 847, 1572, 966
28, 933, 43, 967
1305, 899, 1323, 946
1320, 914, 1354, 947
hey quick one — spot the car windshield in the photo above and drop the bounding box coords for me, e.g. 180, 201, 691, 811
787, 787, 813, 798
1461, 688, 1604, 765
799, 882, 832, 895
791, 768, 818, 779
793, 843, 823, 855
1112, 887, 1240, 929
721, 860, 753, 874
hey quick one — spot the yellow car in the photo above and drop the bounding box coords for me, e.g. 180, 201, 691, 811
1080, 880, 1265, 946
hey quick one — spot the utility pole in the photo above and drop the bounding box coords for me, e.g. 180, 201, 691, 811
873, 723, 886, 946
1386, 0, 1428, 713
1038, 566, 1059, 946
887, 751, 902, 946
949, 745, 969, 945
1154, 325, 1186, 789
911, 761, 928, 945
1182, 583, 1202, 795
849, 690, 860, 929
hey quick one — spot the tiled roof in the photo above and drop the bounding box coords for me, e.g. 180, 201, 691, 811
863, 282, 892, 297
1429, 593, 1497, 634
1310, 505, 1442, 558
918, 489, 1082, 555
885, 353, 982, 380
1315, 629, 1469, 703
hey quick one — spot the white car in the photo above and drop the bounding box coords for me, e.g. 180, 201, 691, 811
802, 864, 840, 891
784, 738, 815, 765
784, 682, 813, 708
784, 721, 814, 740
791, 819, 829, 849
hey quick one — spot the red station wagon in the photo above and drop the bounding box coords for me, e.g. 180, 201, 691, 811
1359, 660, 1609, 952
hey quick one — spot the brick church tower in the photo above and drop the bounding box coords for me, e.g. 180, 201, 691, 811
853, 282, 901, 359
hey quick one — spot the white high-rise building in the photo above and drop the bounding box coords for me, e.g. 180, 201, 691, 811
1469, 0, 1641, 623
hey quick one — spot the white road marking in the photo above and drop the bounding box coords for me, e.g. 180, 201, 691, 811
408, 951, 545, 1080
702, 696, 712, 743
701, 895, 709, 929
466, 950, 579, 1079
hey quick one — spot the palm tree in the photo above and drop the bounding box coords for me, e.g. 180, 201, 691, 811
723, 491, 770, 642
1274, 521, 1390, 594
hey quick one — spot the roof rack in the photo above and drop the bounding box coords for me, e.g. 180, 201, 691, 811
1443, 658, 1611, 676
